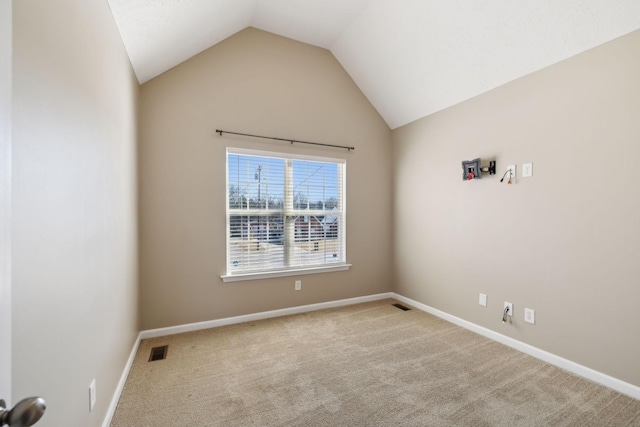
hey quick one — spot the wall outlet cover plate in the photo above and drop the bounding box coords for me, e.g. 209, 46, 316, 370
525, 308, 535, 324
89, 378, 96, 412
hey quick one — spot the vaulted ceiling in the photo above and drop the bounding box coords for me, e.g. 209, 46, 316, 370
107, 0, 640, 129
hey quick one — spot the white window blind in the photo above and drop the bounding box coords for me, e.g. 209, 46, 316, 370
226, 148, 346, 277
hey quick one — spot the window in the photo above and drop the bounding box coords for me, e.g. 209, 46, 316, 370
223, 148, 348, 281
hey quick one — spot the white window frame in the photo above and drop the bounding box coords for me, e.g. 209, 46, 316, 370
221, 147, 350, 282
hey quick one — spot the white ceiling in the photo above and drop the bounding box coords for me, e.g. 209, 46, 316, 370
107, 0, 640, 129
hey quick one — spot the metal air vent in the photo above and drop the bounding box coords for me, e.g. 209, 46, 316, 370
149, 345, 168, 362
392, 303, 411, 311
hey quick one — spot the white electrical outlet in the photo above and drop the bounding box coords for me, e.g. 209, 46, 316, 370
504, 302, 513, 317
479, 293, 487, 307
524, 308, 535, 324
89, 379, 96, 412
522, 163, 533, 177
295, 280, 301, 291
506, 165, 516, 183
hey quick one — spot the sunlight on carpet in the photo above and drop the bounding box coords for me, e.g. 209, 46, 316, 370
111, 299, 640, 426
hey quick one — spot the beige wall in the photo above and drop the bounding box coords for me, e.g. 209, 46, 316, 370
0, 0, 11, 401
11, 6, 637, 423
139, 28, 393, 329
392, 30, 640, 387
12, 0, 139, 426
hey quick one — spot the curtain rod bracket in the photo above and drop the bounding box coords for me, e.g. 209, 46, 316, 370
215, 129, 354, 152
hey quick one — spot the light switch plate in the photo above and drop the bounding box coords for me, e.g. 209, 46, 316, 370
522, 163, 533, 177
479, 293, 487, 307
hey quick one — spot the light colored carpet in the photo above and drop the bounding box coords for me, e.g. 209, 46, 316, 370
111, 299, 640, 426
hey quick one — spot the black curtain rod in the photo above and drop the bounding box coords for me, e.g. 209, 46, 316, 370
215, 129, 355, 151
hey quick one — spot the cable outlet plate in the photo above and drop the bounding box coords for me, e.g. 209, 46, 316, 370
504, 302, 513, 317
524, 308, 535, 324
506, 165, 516, 182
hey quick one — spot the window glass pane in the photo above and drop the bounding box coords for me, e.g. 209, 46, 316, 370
228, 155, 285, 210
228, 214, 286, 273
227, 149, 345, 275
292, 160, 340, 212
291, 216, 343, 267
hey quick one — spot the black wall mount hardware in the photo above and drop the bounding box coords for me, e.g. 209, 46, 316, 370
481, 160, 496, 175
216, 129, 355, 151
462, 158, 496, 181
462, 158, 482, 180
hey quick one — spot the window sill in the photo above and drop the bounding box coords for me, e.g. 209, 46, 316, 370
221, 264, 352, 283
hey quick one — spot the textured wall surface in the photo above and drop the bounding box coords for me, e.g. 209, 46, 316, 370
0, 0, 12, 402
138, 28, 393, 329
393, 30, 640, 387
12, 1, 139, 425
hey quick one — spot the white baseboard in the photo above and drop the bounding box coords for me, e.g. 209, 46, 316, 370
390, 293, 640, 401
102, 293, 394, 426
103, 291, 640, 425
139, 293, 395, 339
101, 333, 141, 427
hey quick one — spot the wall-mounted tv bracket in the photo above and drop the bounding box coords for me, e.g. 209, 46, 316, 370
481, 160, 496, 176
462, 159, 496, 181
